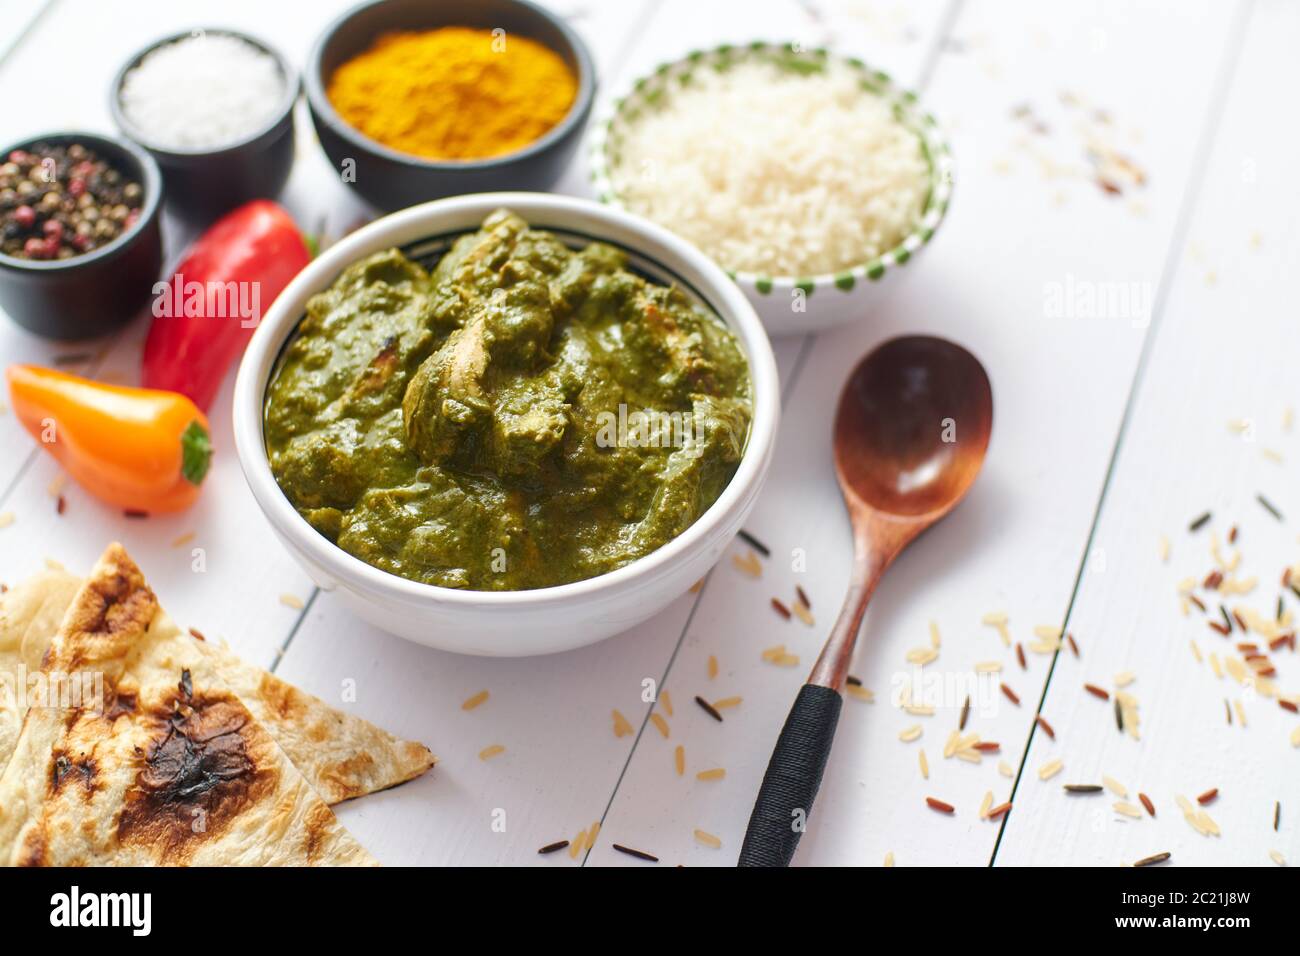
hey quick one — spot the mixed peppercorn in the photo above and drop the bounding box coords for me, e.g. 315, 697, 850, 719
0, 143, 144, 261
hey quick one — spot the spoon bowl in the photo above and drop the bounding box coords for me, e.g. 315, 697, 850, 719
835, 335, 993, 518
740, 334, 992, 866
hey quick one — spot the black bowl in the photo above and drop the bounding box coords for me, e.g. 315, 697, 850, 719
305, 0, 596, 211
0, 132, 163, 341
110, 28, 299, 223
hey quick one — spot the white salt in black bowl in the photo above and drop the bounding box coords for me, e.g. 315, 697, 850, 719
110, 28, 300, 223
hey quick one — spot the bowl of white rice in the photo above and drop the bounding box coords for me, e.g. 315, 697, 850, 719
589, 42, 952, 335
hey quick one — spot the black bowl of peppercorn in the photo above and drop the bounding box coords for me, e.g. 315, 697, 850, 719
0, 132, 163, 340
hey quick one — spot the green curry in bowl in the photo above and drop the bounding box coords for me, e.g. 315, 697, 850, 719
264, 210, 752, 591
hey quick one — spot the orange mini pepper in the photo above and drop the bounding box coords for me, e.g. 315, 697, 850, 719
6, 365, 212, 514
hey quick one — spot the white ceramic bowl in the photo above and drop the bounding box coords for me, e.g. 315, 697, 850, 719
233, 193, 779, 656
588, 42, 955, 336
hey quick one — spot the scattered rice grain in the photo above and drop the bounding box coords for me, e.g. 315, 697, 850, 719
693, 829, 722, 849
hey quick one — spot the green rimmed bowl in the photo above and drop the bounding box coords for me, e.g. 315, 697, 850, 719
588, 41, 954, 336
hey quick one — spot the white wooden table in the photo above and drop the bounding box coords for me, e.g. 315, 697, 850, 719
1, 0, 1295, 867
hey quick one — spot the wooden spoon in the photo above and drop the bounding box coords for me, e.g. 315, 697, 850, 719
737, 335, 993, 866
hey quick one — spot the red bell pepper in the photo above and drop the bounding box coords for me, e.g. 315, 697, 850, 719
142, 199, 311, 411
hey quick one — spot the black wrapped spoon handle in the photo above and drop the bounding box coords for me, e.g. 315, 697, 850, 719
737, 683, 843, 867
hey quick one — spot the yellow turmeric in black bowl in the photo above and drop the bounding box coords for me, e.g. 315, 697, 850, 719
327, 27, 578, 161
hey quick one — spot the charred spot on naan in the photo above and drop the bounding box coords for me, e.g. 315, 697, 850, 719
51, 749, 98, 796
103, 688, 137, 720
117, 685, 278, 862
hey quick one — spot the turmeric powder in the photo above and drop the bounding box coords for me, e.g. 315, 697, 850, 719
327, 27, 578, 161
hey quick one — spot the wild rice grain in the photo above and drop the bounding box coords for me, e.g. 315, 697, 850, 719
694, 696, 723, 722
1189, 512, 1211, 532
1139, 793, 1156, 817
538, 840, 569, 854
959, 695, 971, 730
1067, 633, 1080, 657
1257, 494, 1283, 521
796, 585, 812, 610
1134, 851, 1171, 867
1064, 784, 1104, 794
1084, 683, 1110, 701
1016, 643, 1027, 670
1000, 683, 1021, 706
1197, 788, 1218, 804
987, 801, 1012, 820
737, 529, 770, 557
612, 844, 659, 862
771, 597, 792, 620
1035, 714, 1056, 739
926, 797, 955, 814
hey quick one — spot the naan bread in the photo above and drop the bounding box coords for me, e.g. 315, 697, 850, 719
0, 569, 82, 777
0, 545, 375, 865
0, 565, 434, 803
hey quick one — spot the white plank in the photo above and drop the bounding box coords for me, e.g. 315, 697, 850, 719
279, 589, 700, 865
593, 0, 1243, 867
996, 0, 1295, 868
0, 0, 51, 65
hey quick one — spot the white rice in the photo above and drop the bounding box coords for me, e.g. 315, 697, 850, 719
608, 57, 930, 277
